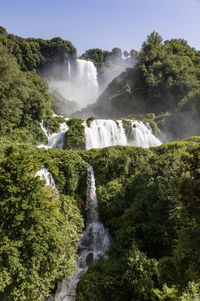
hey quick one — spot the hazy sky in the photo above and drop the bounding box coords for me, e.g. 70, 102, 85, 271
1, 0, 200, 54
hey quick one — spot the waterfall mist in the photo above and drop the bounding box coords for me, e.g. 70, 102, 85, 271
47, 59, 99, 115
99, 54, 135, 93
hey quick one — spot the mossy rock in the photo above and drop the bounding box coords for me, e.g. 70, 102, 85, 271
44, 116, 66, 134
86, 117, 96, 127
122, 119, 132, 137
65, 118, 85, 150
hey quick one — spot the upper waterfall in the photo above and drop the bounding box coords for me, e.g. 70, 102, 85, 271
48, 59, 99, 110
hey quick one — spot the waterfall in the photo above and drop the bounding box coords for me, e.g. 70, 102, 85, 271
35, 168, 56, 189
85, 119, 127, 150
70, 59, 98, 108
38, 122, 69, 149
48, 59, 99, 111
85, 119, 162, 150
128, 121, 162, 148
68, 60, 71, 80
46, 122, 69, 149
51, 166, 110, 301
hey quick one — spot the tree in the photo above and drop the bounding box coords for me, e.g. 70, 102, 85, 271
111, 47, 122, 58
0, 151, 83, 301
123, 50, 129, 58
0, 26, 7, 35
142, 31, 163, 50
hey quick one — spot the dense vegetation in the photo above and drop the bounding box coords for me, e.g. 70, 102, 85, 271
0, 26, 200, 301
1, 141, 200, 300
0, 26, 77, 125
0, 26, 76, 74
0, 146, 88, 301
77, 142, 200, 300
65, 118, 85, 150
0, 45, 55, 145
76, 32, 200, 140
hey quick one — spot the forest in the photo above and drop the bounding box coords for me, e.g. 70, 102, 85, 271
0, 26, 200, 300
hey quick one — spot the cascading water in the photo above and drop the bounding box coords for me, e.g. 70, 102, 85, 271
128, 120, 162, 148
84, 119, 162, 150
37, 118, 162, 300
48, 59, 99, 110
76, 59, 98, 102
85, 119, 127, 150
35, 168, 56, 189
51, 166, 110, 301
38, 121, 69, 149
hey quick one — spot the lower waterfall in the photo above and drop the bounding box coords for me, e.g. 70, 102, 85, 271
49, 166, 110, 301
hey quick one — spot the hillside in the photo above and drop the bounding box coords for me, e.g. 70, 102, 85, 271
0, 27, 200, 301
74, 32, 200, 141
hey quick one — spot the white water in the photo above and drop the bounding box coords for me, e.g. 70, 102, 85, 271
49, 59, 99, 110
35, 168, 56, 189
85, 119, 127, 150
85, 119, 162, 150
38, 122, 69, 149
128, 120, 162, 148
52, 166, 110, 301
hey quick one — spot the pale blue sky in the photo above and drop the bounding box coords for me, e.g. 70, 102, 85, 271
0, 0, 200, 54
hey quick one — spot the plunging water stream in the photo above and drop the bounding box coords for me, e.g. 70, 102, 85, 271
48, 59, 99, 110
51, 166, 110, 301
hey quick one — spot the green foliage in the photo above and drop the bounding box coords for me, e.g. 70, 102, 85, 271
183, 136, 200, 142
77, 243, 157, 301
80, 48, 110, 68
171, 146, 200, 286
0, 26, 7, 35
77, 142, 200, 300
51, 90, 78, 117
65, 118, 85, 150
0, 141, 200, 300
0, 28, 76, 72
122, 119, 132, 137
86, 117, 96, 127
0, 148, 85, 301
79, 32, 200, 142
44, 116, 66, 134
153, 282, 200, 301
0, 45, 56, 144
